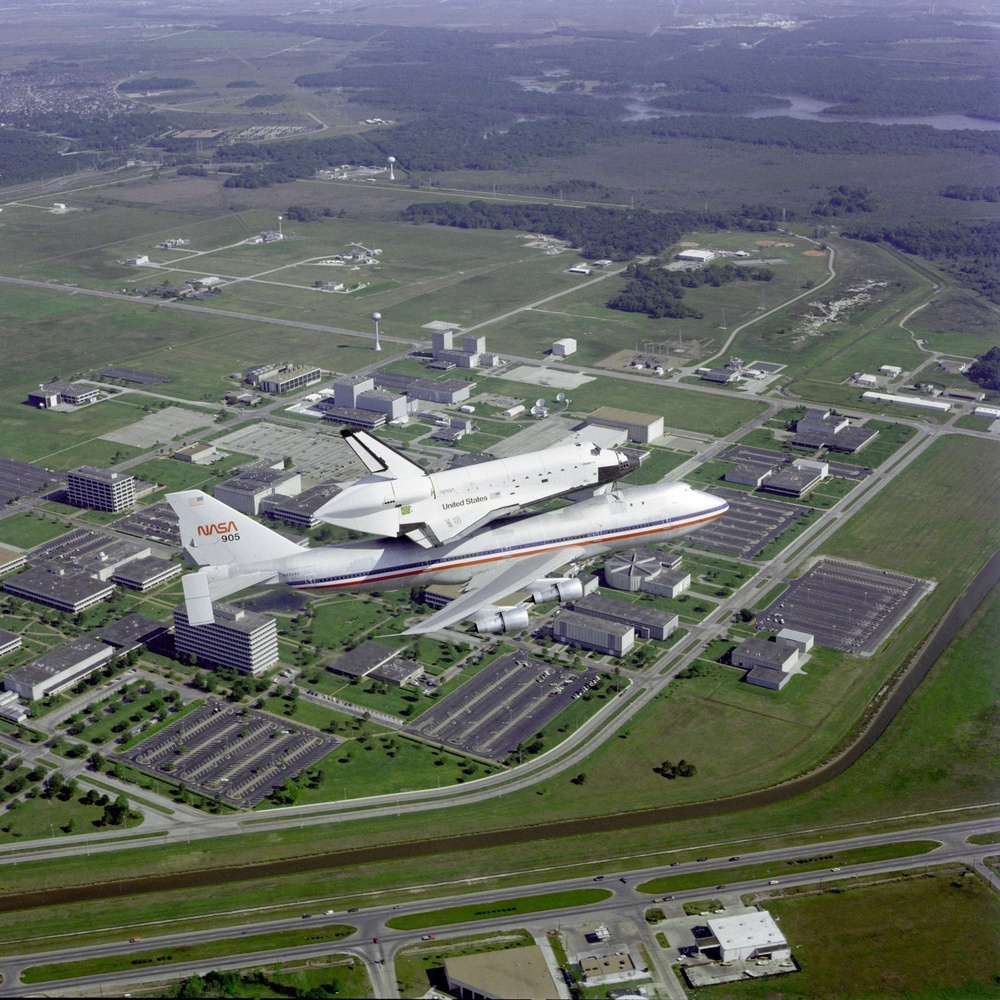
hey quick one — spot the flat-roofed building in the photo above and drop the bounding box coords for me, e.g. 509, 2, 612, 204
327, 640, 396, 680
320, 406, 387, 430
356, 389, 408, 420
173, 442, 219, 465
3, 565, 115, 612
173, 602, 278, 676
553, 610, 634, 656
725, 463, 775, 488
250, 363, 322, 395
579, 951, 642, 986
215, 465, 302, 515
700, 367, 739, 384
333, 373, 375, 407
93, 613, 170, 653
28, 381, 100, 408
569, 592, 678, 640
0, 546, 28, 577
445, 944, 559, 1000
677, 248, 716, 263
370, 657, 423, 687
791, 408, 879, 453
110, 556, 182, 591
761, 465, 824, 498
603, 548, 687, 597
67, 467, 136, 512
862, 391, 952, 413
260, 483, 342, 530
705, 912, 790, 963
586, 406, 663, 444
4, 638, 113, 701
733, 636, 805, 673
776, 627, 814, 653
0, 701, 29, 722
0, 628, 22, 658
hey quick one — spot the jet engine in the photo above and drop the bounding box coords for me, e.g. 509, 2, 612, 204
529, 578, 584, 605
474, 608, 531, 634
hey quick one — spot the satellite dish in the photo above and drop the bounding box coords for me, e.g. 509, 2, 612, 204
535, 398, 545, 407
556, 392, 565, 402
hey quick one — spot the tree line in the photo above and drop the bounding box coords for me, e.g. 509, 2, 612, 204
607, 261, 774, 319
841, 219, 1000, 304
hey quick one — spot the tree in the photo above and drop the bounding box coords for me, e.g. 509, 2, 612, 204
571, 771, 587, 785
966, 346, 1000, 391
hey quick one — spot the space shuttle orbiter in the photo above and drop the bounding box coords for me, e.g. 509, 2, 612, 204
315, 429, 640, 548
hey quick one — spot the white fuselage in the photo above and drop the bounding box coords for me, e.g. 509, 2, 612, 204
314, 440, 637, 545
277, 480, 725, 595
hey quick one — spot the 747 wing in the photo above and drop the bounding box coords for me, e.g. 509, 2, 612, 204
399, 547, 584, 635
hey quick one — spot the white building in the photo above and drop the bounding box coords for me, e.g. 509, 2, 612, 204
173, 602, 278, 676
705, 912, 790, 963
552, 338, 577, 357
4, 638, 113, 701
862, 391, 951, 413
553, 610, 634, 656
67, 466, 136, 512
677, 249, 716, 263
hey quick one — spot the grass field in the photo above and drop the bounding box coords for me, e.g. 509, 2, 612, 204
385, 888, 613, 930
636, 841, 937, 894
395, 930, 534, 999
0, 434, 996, 947
21, 922, 355, 983
698, 869, 1000, 999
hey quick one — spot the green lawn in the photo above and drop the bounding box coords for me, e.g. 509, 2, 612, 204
0, 514, 71, 549
21, 923, 355, 983
697, 869, 1000, 999
386, 888, 613, 930
395, 930, 534, 1000
636, 841, 938, 894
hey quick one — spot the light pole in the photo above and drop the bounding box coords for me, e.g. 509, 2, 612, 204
372, 312, 382, 352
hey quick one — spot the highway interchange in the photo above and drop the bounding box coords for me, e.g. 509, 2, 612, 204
1, 815, 997, 996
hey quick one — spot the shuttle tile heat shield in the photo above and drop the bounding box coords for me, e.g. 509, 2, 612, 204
315, 430, 640, 548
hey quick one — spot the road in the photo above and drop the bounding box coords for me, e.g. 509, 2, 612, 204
1, 814, 996, 997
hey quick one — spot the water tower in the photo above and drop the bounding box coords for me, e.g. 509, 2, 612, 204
371, 312, 382, 352
387, 156, 396, 181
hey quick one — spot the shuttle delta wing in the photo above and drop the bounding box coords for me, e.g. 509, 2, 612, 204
342, 429, 424, 478
400, 546, 584, 635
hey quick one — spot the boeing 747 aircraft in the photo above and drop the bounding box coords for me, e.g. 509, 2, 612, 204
169, 476, 726, 634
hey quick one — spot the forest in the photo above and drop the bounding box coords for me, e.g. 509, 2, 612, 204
841, 219, 1000, 303
607, 261, 774, 320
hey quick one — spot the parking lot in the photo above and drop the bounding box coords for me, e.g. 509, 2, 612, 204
721, 444, 872, 482
689, 488, 806, 558
756, 557, 934, 656
408, 653, 600, 762
212, 422, 365, 482
113, 502, 181, 545
119, 700, 339, 808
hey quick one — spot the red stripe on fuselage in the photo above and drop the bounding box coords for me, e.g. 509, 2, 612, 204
294, 508, 724, 594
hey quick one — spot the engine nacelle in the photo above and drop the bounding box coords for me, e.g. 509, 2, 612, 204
530, 578, 585, 605
474, 608, 531, 634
